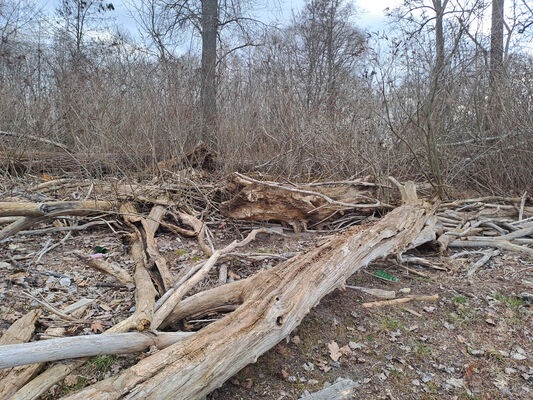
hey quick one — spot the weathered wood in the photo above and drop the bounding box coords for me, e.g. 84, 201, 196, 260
73, 252, 133, 285
0, 200, 113, 218
0, 217, 47, 242
141, 204, 174, 291
221, 173, 389, 232
152, 228, 278, 329
0, 332, 194, 369
361, 294, 439, 308
0, 310, 42, 400
61, 198, 436, 399
107, 240, 156, 333
299, 378, 358, 400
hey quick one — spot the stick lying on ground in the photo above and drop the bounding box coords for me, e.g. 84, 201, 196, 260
59, 180, 437, 400
0, 332, 194, 369
361, 294, 439, 308
73, 251, 133, 285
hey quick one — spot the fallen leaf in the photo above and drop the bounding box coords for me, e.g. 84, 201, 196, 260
280, 368, 289, 380
91, 321, 104, 334
291, 335, 301, 345
327, 341, 341, 362
228, 270, 241, 280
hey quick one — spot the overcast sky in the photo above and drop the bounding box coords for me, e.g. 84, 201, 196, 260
38, 0, 403, 38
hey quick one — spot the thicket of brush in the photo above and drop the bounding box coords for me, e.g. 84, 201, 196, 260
1, 0, 532, 195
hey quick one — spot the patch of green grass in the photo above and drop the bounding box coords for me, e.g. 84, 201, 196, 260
60, 377, 88, 395
426, 381, 439, 395
365, 333, 375, 342
380, 315, 402, 332
487, 349, 504, 364
414, 343, 432, 357
494, 292, 525, 308
452, 295, 467, 305
191, 255, 202, 261
175, 249, 188, 256
389, 367, 403, 377
87, 354, 116, 379
256, 248, 273, 254
455, 305, 480, 323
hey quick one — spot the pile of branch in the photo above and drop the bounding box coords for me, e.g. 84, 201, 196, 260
437, 195, 533, 256
0, 178, 439, 399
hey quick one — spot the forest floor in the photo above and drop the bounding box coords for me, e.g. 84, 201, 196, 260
0, 178, 532, 400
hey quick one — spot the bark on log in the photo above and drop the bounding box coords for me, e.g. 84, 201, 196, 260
61, 196, 436, 399
0, 332, 194, 369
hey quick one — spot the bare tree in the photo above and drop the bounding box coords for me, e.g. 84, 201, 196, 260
56, 0, 115, 59
201, 0, 217, 142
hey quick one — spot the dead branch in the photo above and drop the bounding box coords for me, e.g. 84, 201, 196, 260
0, 332, 194, 369
73, 252, 133, 285
466, 249, 500, 276
107, 240, 157, 333
0, 310, 42, 399
0, 200, 113, 218
141, 204, 174, 291
151, 228, 281, 329
361, 294, 439, 308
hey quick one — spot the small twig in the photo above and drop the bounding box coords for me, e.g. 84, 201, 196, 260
20, 291, 78, 322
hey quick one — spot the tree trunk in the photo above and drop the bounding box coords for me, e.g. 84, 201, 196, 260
488, 0, 504, 126
200, 0, 218, 148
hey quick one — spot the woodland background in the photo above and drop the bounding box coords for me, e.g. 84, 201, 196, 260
1, 0, 532, 194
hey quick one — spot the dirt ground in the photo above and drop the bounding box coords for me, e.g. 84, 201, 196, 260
1, 209, 532, 399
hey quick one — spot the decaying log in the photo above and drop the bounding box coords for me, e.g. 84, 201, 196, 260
0, 200, 112, 218
61, 187, 436, 399
221, 173, 391, 232
0, 332, 194, 369
0, 310, 42, 400
0, 200, 113, 240
0, 217, 47, 242
73, 251, 133, 285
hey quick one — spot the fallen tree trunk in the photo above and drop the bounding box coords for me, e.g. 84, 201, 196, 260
0, 332, 194, 369
62, 184, 436, 400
